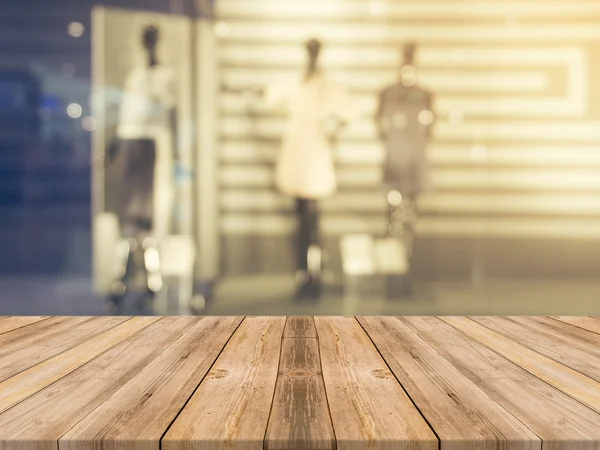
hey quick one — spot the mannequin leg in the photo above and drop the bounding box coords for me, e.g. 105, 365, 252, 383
305, 199, 322, 275
294, 198, 322, 298
110, 139, 160, 312
295, 199, 310, 273
405, 194, 418, 258
386, 189, 419, 297
105, 237, 134, 314
386, 189, 404, 239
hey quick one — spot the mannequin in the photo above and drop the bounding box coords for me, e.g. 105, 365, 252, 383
106, 24, 177, 310
375, 42, 435, 288
265, 38, 355, 298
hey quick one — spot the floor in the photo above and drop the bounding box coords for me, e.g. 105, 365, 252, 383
1, 274, 600, 316
208, 274, 600, 315
1, 316, 599, 450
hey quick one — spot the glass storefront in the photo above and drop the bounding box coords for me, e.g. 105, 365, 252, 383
2, 0, 600, 315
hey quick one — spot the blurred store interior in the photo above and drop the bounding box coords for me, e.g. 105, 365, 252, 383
1, 0, 600, 316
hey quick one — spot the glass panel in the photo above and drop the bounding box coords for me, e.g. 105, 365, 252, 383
1, 0, 600, 316
0, 0, 196, 315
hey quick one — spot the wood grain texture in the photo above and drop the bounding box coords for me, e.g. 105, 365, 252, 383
550, 316, 600, 336
499, 316, 600, 352
471, 316, 600, 383
59, 317, 243, 450
0, 316, 82, 350
0, 317, 200, 450
265, 317, 334, 450
0, 316, 48, 335
0, 316, 159, 414
441, 316, 600, 414
357, 316, 540, 450
2, 316, 600, 450
162, 316, 286, 450
0, 316, 128, 382
401, 317, 600, 450
314, 316, 438, 450
516, 316, 600, 349
283, 317, 317, 338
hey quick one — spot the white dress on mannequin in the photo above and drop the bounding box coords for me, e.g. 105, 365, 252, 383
116, 65, 176, 242
266, 74, 355, 199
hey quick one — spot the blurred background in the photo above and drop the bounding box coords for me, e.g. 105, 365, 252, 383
1, 0, 600, 316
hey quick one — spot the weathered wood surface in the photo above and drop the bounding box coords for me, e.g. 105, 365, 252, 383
61, 317, 243, 450
470, 316, 600, 383
162, 316, 286, 450
0, 316, 599, 450
265, 317, 334, 450
549, 316, 600, 336
357, 316, 540, 450
0, 316, 129, 382
419, 317, 600, 450
0, 316, 49, 335
315, 316, 438, 450
441, 316, 600, 414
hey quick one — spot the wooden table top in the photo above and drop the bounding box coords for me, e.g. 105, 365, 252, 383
1, 316, 600, 450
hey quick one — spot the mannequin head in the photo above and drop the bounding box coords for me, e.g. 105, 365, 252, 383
402, 41, 416, 66
305, 38, 322, 78
143, 24, 159, 66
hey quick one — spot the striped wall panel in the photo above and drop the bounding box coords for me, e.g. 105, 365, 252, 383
215, 0, 600, 246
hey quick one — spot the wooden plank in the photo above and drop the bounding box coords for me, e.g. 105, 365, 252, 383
550, 316, 600, 335
0, 316, 159, 414
283, 316, 317, 338
0, 316, 55, 339
0, 316, 129, 382
357, 316, 540, 450
470, 316, 600, 383
265, 317, 335, 450
59, 317, 243, 450
0, 317, 49, 335
400, 317, 600, 449
314, 316, 438, 450
0, 317, 201, 450
162, 316, 286, 450
441, 317, 600, 414
504, 316, 600, 351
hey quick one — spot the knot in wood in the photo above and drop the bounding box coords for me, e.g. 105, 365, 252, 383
372, 369, 393, 379
208, 368, 229, 379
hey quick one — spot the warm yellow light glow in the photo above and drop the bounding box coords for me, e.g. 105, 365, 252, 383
419, 110, 435, 126
387, 190, 403, 206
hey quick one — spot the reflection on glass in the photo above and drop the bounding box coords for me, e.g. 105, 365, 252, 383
0, 0, 599, 317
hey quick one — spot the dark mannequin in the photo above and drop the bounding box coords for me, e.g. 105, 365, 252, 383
375, 42, 434, 295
